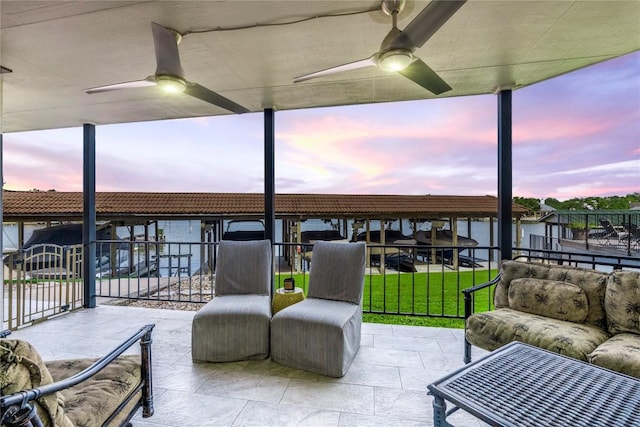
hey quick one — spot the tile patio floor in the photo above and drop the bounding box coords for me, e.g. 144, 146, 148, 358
6, 303, 489, 426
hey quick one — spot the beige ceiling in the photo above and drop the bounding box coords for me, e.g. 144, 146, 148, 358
1, 0, 639, 133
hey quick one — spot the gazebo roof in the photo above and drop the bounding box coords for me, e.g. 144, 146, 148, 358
2, 190, 528, 222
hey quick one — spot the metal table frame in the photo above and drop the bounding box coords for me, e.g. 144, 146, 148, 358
428, 342, 640, 427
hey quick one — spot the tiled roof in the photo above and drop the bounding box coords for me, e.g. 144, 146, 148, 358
2, 191, 527, 222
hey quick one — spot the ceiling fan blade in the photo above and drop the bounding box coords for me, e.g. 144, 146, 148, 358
399, 58, 451, 95
293, 57, 376, 83
184, 83, 249, 114
151, 22, 185, 78
397, 0, 466, 49
84, 77, 156, 94
0, 65, 12, 74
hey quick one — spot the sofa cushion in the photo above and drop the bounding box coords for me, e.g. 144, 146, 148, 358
466, 308, 609, 361
588, 333, 640, 379
604, 270, 640, 335
494, 260, 608, 328
508, 278, 589, 323
0, 339, 73, 427
46, 355, 142, 427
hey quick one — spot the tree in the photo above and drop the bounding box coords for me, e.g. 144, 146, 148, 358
513, 197, 540, 213
536, 193, 640, 210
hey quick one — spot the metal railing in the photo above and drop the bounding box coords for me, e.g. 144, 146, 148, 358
92, 241, 503, 320
545, 211, 640, 257
2, 244, 83, 329
4, 239, 637, 331
464, 247, 640, 318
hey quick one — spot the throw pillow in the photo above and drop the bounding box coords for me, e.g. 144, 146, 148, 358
508, 278, 588, 323
0, 339, 73, 427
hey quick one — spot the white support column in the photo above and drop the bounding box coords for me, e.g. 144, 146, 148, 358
452, 217, 459, 270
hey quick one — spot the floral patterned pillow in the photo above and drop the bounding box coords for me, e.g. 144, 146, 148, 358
508, 278, 589, 323
0, 339, 73, 427
495, 260, 608, 328
605, 271, 640, 335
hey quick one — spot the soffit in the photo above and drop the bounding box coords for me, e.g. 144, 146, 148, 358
1, 0, 638, 132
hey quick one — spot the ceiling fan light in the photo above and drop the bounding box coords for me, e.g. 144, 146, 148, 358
378, 50, 413, 72
156, 75, 186, 93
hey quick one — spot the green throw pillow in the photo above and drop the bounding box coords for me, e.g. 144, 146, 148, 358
508, 278, 589, 323
0, 339, 73, 427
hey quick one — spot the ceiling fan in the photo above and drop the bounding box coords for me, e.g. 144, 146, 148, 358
84, 22, 249, 114
293, 0, 466, 95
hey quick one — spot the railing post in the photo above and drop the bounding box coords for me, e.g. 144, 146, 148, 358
463, 290, 472, 364
140, 324, 155, 418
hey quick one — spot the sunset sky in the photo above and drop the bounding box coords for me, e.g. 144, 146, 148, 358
3, 51, 639, 201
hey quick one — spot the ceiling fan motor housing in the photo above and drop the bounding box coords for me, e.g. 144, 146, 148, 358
382, 0, 405, 17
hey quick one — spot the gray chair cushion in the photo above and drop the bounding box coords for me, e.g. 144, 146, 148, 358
215, 239, 272, 296
307, 241, 366, 305
271, 298, 362, 378
192, 295, 271, 362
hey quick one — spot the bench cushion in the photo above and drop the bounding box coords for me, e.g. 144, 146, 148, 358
46, 355, 142, 427
495, 261, 608, 328
508, 278, 588, 323
604, 271, 640, 335
0, 339, 73, 427
466, 308, 609, 361
589, 333, 640, 378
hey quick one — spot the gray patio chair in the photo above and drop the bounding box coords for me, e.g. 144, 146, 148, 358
271, 241, 366, 377
192, 239, 272, 362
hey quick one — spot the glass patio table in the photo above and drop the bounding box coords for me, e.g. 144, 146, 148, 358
428, 341, 640, 427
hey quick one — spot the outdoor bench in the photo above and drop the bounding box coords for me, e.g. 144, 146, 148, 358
463, 259, 640, 378
1, 324, 154, 427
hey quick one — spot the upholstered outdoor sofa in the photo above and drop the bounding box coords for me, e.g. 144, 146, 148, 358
464, 260, 640, 378
0, 324, 154, 427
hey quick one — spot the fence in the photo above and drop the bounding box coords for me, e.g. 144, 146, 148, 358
4, 239, 638, 331
91, 241, 502, 318
2, 244, 83, 330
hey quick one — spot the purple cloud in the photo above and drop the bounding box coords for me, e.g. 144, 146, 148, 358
3, 52, 638, 200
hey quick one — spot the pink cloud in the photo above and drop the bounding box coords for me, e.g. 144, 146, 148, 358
2, 53, 638, 201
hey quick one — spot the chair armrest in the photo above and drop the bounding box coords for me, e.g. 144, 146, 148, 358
462, 275, 500, 364
1, 324, 155, 424
462, 275, 500, 318
462, 275, 501, 296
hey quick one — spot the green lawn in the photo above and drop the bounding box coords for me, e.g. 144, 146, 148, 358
276, 269, 498, 329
